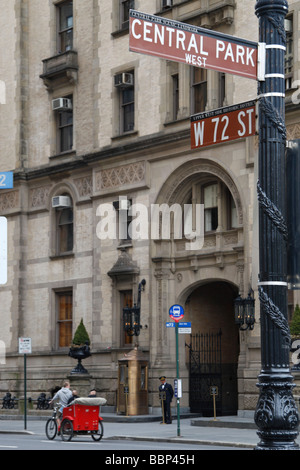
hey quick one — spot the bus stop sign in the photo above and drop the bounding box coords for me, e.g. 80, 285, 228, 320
169, 304, 184, 322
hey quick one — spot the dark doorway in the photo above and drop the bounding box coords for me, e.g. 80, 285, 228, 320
184, 282, 239, 416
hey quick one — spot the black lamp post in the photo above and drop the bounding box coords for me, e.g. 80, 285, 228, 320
123, 279, 146, 337
254, 0, 299, 450
234, 290, 255, 330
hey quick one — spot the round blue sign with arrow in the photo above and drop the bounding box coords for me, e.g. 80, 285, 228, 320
169, 304, 184, 322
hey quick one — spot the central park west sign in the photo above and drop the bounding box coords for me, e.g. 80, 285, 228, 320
129, 10, 259, 80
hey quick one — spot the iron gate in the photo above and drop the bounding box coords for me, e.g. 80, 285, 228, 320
187, 330, 222, 416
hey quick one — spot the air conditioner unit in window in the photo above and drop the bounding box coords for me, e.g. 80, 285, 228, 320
52, 196, 71, 209
114, 72, 134, 88
52, 97, 72, 111
162, 0, 173, 8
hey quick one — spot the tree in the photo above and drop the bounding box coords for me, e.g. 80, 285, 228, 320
72, 318, 90, 346
290, 304, 300, 337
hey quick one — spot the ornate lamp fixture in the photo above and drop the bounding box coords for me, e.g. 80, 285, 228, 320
234, 290, 255, 330
123, 279, 146, 336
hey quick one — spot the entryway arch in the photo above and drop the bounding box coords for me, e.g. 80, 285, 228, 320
181, 280, 240, 416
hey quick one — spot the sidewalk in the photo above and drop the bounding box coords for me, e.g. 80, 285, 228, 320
0, 414, 262, 448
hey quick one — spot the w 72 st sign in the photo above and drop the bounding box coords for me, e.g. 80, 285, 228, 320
191, 101, 257, 149
129, 10, 259, 80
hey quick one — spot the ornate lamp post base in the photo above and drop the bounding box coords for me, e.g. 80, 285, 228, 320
255, 374, 299, 450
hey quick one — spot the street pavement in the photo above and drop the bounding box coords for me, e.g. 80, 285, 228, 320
0, 414, 266, 449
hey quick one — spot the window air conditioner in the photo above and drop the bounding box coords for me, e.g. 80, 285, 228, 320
162, 0, 173, 8
52, 196, 71, 209
114, 72, 134, 88
52, 97, 72, 111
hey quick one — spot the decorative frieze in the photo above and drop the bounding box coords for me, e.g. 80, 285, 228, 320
30, 186, 52, 209
95, 161, 146, 193
73, 176, 93, 198
0, 191, 19, 212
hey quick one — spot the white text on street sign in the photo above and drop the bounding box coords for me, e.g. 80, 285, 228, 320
129, 10, 258, 80
191, 100, 256, 149
0, 172, 13, 189
166, 321, 191, 328
0, 217, 7, 285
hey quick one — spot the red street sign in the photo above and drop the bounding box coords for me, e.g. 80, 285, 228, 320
129, 10, 258, 80
191, 100, 257, 149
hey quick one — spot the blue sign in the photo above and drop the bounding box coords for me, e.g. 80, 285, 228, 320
166, 322, 191, 328
169, 304, 184, 321
0, 172, 13, 189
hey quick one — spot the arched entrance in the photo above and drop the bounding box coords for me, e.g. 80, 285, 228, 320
184, 281, 239, 416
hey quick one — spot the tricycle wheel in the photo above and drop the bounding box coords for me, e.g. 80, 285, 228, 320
45, 418, 57, 440
61, 419, 73, 441
91, 420, 104, 441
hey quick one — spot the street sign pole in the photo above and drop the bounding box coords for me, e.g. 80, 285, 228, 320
24, 353, 27, 430
169, 305, 184, 436
19, 338, 31, 431
254, 0, 299, 450
175, 320, 180, 437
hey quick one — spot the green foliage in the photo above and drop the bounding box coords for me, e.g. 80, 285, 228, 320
72, 318, 90, 346
290, 304, 300, 336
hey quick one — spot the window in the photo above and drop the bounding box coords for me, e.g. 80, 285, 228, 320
57, 291, 73, 348
54, 196, 74, 255
122, 290, 133, 345
172, 73, 179, 121
56, 95, 73, 153
204, 184, 218, 232
184, 179, 237, 236
191, 67, 207, 114
115, 71, 134, 134
219, 72, 226, 107
285, 17, 293, 90
57, 207, 73, 253
120, 0, 134, 30
57, 1, 73, 53
122, 87, 134, 132
113, 198, 132, 243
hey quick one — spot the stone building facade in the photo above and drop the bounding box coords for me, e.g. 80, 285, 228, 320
0, 0, 300, 416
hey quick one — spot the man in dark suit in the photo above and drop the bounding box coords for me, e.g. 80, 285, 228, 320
159, 376, 174, 424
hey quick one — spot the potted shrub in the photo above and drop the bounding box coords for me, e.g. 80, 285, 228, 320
69, 319, 91, 374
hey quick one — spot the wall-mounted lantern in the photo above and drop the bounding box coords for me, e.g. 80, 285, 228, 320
234, 290, 255, 331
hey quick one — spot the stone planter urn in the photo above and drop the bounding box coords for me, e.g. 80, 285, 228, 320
69, 341, 91, 374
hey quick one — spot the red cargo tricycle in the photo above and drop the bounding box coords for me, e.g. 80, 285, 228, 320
45, 397, 106, 442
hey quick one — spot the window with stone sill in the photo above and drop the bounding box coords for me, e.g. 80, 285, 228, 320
53, 195, 74, 256
120, 0, 134, 30
166, 66, 225, 124
55, 95, 73, 154
114, 71, 135, 134
57, 0, 73, 53
56, 290, 73, 348
191, 67, 208, 115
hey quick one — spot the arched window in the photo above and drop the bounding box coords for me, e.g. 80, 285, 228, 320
184, 179, 237, 235
57, 207, 73, 253
53, 194, 74, 255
